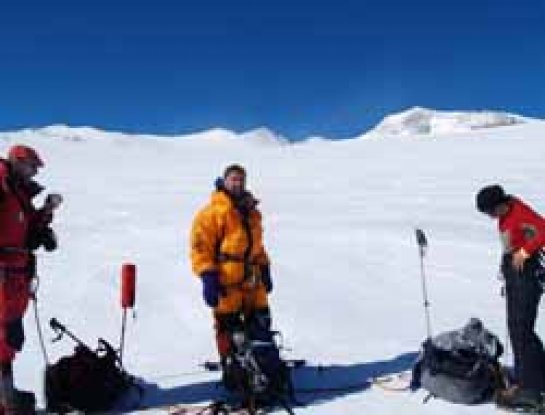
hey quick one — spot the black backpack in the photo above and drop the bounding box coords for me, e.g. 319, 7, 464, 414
44, 320, 139, 413
221, 313, 293, 407
412, 318, 504, 404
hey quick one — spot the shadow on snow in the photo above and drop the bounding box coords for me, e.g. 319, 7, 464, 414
135, 351, 418, 411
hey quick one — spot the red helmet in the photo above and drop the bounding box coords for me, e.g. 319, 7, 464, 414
8, 145, 44, 167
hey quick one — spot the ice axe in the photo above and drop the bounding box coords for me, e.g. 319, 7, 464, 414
415, 228, 432, 339
50, 318, 91, 351
119, 263, 136, 367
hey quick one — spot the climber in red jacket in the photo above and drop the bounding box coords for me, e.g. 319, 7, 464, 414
0, 145, 62, 414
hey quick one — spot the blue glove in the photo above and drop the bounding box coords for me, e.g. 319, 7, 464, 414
201, 271, 223, 307
260, 264, 273, 293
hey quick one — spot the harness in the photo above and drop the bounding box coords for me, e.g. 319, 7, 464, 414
213, 194, 264, 289
0, 163, 40, 280
216, 252, 262, 289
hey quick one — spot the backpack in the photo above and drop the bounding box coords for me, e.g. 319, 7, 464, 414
221, 313, 293, 407
44, 337, 138, 413
412, 318, 504, 404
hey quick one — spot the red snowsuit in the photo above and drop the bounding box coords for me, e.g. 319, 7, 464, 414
0, 159, 52, 363
498, 197, 545, 255
499, 197, 545, 392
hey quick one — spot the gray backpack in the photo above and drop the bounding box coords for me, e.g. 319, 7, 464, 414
412, 318, 504, 404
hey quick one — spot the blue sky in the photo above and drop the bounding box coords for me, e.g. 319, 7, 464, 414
0, 0, 543, 140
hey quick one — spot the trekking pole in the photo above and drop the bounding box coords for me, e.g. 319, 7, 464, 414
30, 276, 50, 365
120, 263, 136, 367
415, 228, 432, 339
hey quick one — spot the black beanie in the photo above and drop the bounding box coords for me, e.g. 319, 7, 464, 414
223, 164, 246, 178
476, 184, 509, 214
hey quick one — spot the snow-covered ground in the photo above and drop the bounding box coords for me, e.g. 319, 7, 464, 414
1, 110, 545, 414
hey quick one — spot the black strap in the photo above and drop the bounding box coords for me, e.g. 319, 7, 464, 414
217, 252, 244, 263
0, 246, 30, 254
217, 252, 261, 266
0, 265, 32, 279
240, 214, 253, 271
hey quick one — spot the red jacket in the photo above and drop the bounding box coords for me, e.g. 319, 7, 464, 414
499, 197, 545, 256
0, 159, 54, 360
0, 159, 51, 266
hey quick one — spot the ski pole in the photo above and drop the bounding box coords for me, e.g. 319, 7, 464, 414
415, 228, 432, 339
120, 263, 136, 367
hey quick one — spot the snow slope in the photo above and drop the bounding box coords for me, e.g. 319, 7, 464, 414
1, 118, 545, 414
360, 106, 535, 138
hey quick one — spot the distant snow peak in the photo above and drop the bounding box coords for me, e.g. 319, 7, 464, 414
186, 128, 239, 142
32, 124, 124, 141
240, 127, 288, 145
185, 127, 288, 145
365, 107, 527, 138
0, 124, 291, 146
0, 124, 136, 145
297, 135, 329, 144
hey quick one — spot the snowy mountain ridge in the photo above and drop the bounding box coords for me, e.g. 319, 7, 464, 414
0, 107, 541, 145
0, 124, 288, 146
360, 106, 535, 138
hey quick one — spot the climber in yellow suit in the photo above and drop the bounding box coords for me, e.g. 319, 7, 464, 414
190, 164, 273, 365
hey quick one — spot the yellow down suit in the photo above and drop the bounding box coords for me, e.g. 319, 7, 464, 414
190, 190, 270, 315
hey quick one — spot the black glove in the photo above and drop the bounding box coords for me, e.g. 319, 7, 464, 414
41, 227, 57, 251
27, 227, 57, 251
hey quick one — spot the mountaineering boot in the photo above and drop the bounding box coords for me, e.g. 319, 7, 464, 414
221, 355, 246, 393
496, 385, 544, 411
0, 363, 36, 415
221, 356, 236, 392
